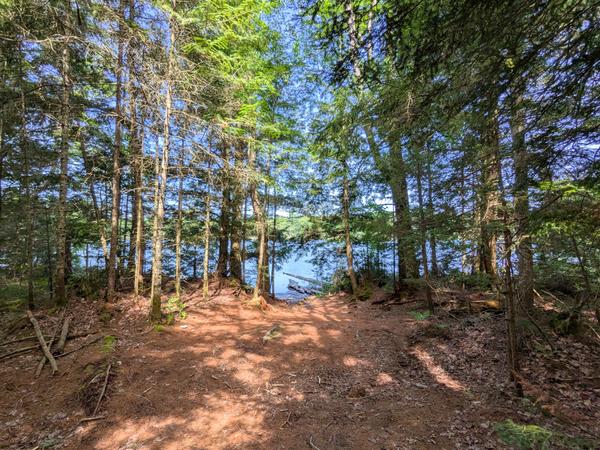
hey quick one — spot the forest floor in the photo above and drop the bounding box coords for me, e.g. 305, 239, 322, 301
1, 281, 599, 449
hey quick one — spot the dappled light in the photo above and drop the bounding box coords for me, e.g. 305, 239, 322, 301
1, 0, 599, 447
411, 346, 466, 392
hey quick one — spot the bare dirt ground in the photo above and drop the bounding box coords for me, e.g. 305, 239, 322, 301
1, 282, 599, 449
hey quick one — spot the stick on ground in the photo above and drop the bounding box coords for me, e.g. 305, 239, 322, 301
93, 363, 112, 416
27, 311, 57, 374
35, 312, 65, 377
56, 335, 103, 358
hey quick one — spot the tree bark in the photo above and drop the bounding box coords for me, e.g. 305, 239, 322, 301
55, 4, 72, 307
107, 0, 126, 300
479, 94, 501, 287
342, 162, 358, 296
150, 3, 175, 321
510, 85, 534, 310
229, 143, 244, 281
175, 143, 184, 298
415, 150, 434, 314
426, 160, 439, 277
248, 144, 268, 300
216, 144, 230, 277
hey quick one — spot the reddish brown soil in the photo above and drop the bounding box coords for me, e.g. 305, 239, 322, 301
1, 283, 598, 449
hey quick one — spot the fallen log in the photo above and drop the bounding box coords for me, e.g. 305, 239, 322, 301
283, 272, 326, 287
27, 311, 57, 374
288, 280, 319, 295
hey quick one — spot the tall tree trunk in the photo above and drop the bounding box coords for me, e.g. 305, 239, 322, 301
342, 162, 358, 295
107, 0, 126, 300
150, 4, 175, 321
55, 7, 72, 307
216, 145, 230, 277
415, 151, 434, 315
241, 196, 248, 284
426, 160, 439, 277
20, 73, 35, 310
175, 143, 184, 298
229, 144, 244, 281
248, 144, 267, 302
271, 181, 277, 299
479, 94, 501, 287
511, 85, 534, 310
133, 105, 146, 296
80, 136, 109, 265
202, 186, 211, 301
128, 0, 145, 295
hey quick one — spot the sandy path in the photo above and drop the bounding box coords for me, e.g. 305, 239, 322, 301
67, 289, 487, 449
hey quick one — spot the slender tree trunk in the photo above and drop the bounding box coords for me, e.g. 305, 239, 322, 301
216, 145, 230, 277
503, 207, 523, 396
229, 144, 244, 281
133, 105, 146, 296
426, 160, 439, 277
271, 182, 277, 299
241, 196, 248, 284
175, 143, 184, 298
45, 208, 53, 300
107, 0, 126, 300
80, 137, 109, 264
342, 162, 358, 295
415, 152, 433, 314
479, 95, 501, 287
150, 4, 175, 321
202, 186, 211, 301
55, 8, 72, 307
20, 76, 34, 310
511, 86, 534, 309
248, 145, 267, 301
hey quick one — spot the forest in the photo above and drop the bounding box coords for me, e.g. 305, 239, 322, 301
0, 0, 599, 448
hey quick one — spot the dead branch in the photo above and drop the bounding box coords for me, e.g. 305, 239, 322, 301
27, 311, 57, 374
35, 311, 65, 377
56, 335, 103, 358
0, 344, 38, 361
0, 335, 51, 346
308, 435, 321, 450
78, 415, 106, 424
56, 316, 72, 352
93, 363, 112, 416
280, 410, 292, 429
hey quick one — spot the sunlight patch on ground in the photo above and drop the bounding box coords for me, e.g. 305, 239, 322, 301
411, 346, 465, 392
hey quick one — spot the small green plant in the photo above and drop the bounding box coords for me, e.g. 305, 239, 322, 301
495, 419, 596, 449
410, 310, 431, 321
164, 295, 187, 325
153, 324, 164, 333
101, 335, 117, 353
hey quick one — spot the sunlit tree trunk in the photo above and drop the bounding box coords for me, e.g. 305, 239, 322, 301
150, 3, 175, 321
175, 144, 184, 298
229, 144, 244, 281
202, 186, 211, 301
216, 144, 230, 277
248, 144, 267, 302
107, 0, 126, 300
342, 161, 358, 295
55, 6, 72, 307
